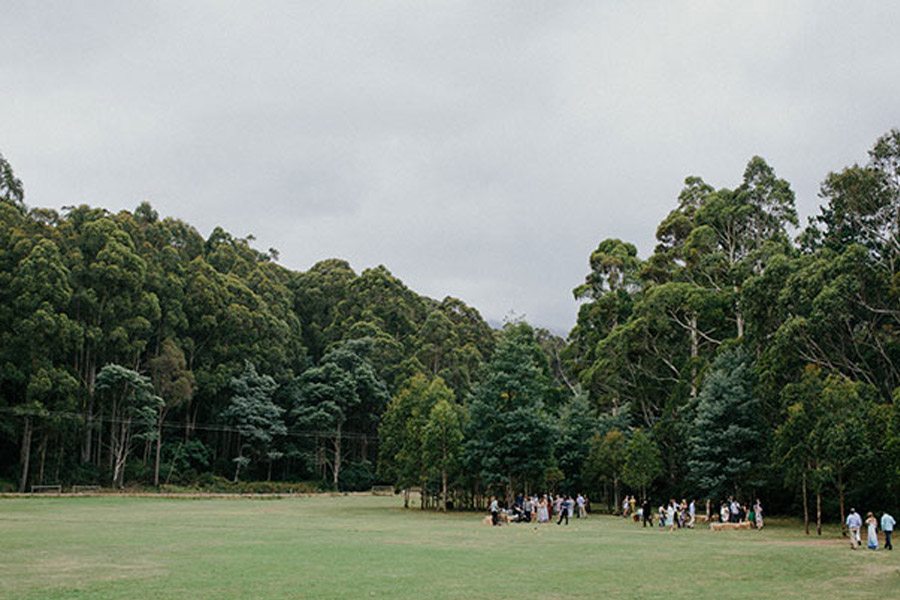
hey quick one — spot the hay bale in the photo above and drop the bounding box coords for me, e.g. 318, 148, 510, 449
709, 521, 752, 532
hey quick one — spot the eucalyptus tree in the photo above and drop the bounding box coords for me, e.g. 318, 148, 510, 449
94, 364, 162, 487
148, 339, 195, 486
0, 152, 24, 208
9, 238, 80, 490
622, 429, 663, 499
292, 343, 389, 488
422, 394, 465, 511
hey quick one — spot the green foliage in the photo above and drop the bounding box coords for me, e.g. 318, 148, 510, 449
224, 362, 285, 482
464, 323, 555, 495
583, 429, 627, 498
0, 129, 897, 516
687, 346, 764, 499
622, 429, 662, 497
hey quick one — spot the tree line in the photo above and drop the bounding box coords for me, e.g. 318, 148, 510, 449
0, 129, 897, 530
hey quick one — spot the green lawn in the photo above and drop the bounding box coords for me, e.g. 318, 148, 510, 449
0, 495, 897, 599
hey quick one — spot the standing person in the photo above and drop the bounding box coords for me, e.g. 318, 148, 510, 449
567, 495, 575, 520
754, 499, 764, 530
846, 508, 863, 549
629, 495, 637, 520
538, 495, 550, 523
622, 495, 630, 518
720, 502, 730, 524
523, 495, 533, 523
658, 505, 666, 529
729, 497, 740, 523
880, 511, 894, 550
576, 494, 586, 519
489, 496, 500, 527
557, 496, 570, 526
688, 499, 696, 529
666, 500, 677, 533
865, 512, 878, 550
554, 494, 563, 518
642, 498, 652, 527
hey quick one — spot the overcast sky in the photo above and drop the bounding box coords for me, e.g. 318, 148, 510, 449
2, 1, 898, 333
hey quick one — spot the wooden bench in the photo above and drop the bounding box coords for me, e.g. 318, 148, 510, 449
71, 485, 101, 493
30, 485, 62, 493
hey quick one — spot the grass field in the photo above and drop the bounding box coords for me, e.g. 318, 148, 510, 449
1, 495, 897, 599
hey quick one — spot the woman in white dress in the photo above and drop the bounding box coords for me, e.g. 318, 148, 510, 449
538, 495, 550, 523
666, 500, 677, 532
866, 512, 878, 550
754, 500, 764, 530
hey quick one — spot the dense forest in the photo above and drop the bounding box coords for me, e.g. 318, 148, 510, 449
1, 129, 897, 531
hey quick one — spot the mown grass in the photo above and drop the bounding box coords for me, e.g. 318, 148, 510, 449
0, 495, 897, 599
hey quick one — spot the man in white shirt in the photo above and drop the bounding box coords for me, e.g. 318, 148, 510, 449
846, 508, 862, 549
881, 512, 895, 551
576, 494, 586, 518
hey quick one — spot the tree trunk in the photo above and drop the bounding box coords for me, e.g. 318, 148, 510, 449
734, 285, 745, 339
802, 471, 809, 535
689, 313, 699, 399
837, 474, 847, 537
333, 422, 342, 489
112, 419, 131, 488
81, 363, 95, 463
19, 416, 33, 493
815, 490, 822, 536
154, 421, 163, 487
613, 475, 620, 515
233, 435, 243, 483
441, 468, 448, 512
38, 432, 48, 485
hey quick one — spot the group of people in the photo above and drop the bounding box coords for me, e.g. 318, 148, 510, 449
488, 493, 589, 526
717, 497, 765, 529
487, 492, 897, 553
622, 495, 764, 531
845, 509, 894, 550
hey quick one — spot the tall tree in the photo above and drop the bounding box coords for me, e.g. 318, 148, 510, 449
464, 323, 555, 502
292, 343, 389, 488
622, 428, 662, 499
223, 362, 284, 483
148, 339, 195, 486
94, 364, 162, 487
687, 346, 764, 500
422, 396, 465, 511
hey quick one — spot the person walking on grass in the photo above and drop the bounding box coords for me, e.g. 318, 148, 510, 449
642, 498, 652, 527
489, 496, 500, 526
866, 512, 878, 550
754, 499, 764, 530
881, 512, 895, 550
847, 508, 862, 549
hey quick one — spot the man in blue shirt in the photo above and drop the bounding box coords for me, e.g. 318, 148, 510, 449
881, 512, 895, 551
846, 508, 863, 549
